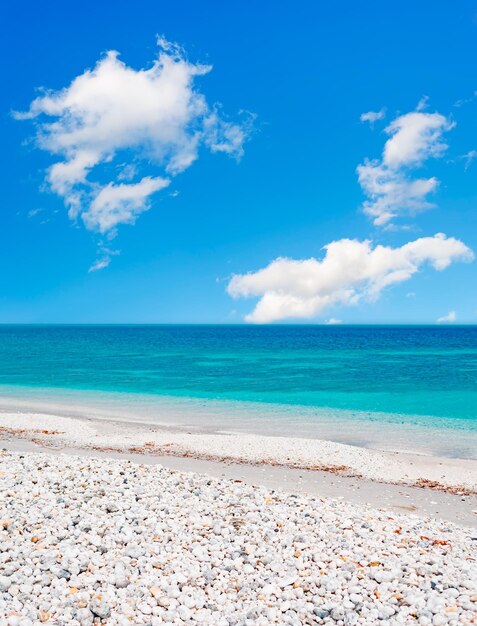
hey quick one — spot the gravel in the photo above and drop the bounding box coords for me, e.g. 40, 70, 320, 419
0, 450, 476, 625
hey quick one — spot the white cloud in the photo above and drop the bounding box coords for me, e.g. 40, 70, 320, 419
325, 318, 343, 325
357, 161, 438, 227
360, 108, 386, 124
117, 163, 138, 181
383, 111, 452, 168
453, 91, 477, 108
437, 310, 457, 324
15, 37, 251, 260
461, 150, 477, 171
88, 247, 120, 273
27, 208, 42, 218
416, 96, 429, 111
358, 109, 454, 226
83, 176, 170, 234
88, 257, 111, 273
227, 234, 473, 323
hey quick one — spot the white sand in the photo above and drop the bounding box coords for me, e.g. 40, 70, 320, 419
0, 411, 476, 492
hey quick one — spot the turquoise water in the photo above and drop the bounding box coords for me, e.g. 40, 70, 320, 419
0, 325, 476, 456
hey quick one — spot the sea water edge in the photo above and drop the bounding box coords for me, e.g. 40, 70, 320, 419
0, 324, 476, 459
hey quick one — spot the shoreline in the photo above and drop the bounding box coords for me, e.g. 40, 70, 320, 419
1, 409, 476, 490
1, 407, 476, 527
0, 385, 476, 460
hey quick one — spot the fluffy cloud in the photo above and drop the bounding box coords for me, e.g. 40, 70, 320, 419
360, 108, 386, 124
15, 38, 251, 262
83, 176, 170, 233
357, 161, 439, 227
358, 110, 454, 226
437, 310, 457, 324
227, 234, 473, 323
383, 111, 451, 167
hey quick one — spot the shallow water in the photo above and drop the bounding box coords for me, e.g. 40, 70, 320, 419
0, 324, 476, 458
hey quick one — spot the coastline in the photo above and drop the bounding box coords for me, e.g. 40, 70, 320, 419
1, 384, 477, 460
1, 397, 476, 623
1, 405, 477, 528
1, 408, 476, 491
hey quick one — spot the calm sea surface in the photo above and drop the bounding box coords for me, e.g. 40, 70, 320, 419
0, 325, 476, 456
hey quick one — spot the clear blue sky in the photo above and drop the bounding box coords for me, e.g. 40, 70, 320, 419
1, 0, 477, 323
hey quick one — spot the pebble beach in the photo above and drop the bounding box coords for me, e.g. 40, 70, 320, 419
0, 450, 476, 626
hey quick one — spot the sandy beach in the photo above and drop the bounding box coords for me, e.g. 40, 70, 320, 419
0, 407, 477, 526
1, 410, 476, 493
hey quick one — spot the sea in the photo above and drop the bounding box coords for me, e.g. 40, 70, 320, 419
0, 324, 476, 459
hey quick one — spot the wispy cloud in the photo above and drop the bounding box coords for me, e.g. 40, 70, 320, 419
27, 208, 42, 218
416, 95, 429, 111
453, 91, 477, 108
357, 107, 454, 227
88, 247, 120, 273
117, 163, 138, 182
436, 310, 457, 324
15, 37, 253, 267
227, 234, 473, 323
461, 150, 477, 171
360, 108, 386, 125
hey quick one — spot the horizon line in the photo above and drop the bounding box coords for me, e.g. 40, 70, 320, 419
0, 322, 475, 327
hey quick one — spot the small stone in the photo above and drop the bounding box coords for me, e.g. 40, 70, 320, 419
0, 449, 474, 626
89, 595, 111, 619
0, 575, 11, 592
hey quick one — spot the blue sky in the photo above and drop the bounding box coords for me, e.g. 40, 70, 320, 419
2, 0, 477, 323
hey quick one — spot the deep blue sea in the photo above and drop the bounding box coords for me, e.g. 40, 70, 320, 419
0, 325, 476, 457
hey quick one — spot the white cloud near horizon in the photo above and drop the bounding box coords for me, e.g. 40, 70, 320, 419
15, 37, 252, 264
360, 108, 386, 124
227, 234, 473, 323
437, 310, 457, 324
358, 109, 454, 226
